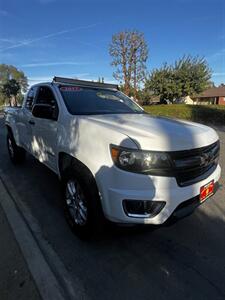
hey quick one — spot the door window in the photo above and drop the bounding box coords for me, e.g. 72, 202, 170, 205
25, 87, 37, 111
36, 86, 59, 120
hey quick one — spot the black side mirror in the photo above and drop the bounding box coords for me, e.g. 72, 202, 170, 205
32, 104, 57, 120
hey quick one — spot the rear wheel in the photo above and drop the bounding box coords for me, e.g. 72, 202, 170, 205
7, 132, 26, 164
62, 164, 104, 239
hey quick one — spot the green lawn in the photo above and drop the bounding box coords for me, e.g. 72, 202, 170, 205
144, 104, 225, 126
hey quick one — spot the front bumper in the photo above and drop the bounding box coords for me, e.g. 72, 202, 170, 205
166, 181, 220, 223
98, 164, 221, 224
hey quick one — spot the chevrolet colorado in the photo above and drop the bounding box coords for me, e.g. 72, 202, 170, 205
4, 77, 221, 237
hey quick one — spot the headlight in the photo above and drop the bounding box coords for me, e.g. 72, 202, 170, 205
110, 145, 172, 175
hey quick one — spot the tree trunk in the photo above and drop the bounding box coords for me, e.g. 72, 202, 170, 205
133, 56, 137, 100
14, 95, 18, 107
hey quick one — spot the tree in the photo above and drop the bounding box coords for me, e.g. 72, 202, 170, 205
0, 64, 28, 92
145, 56, 211, 102
0, 64, 28, 106
145, 63, 178, 101
1, 79, 20, 106
109, 30, 148, 97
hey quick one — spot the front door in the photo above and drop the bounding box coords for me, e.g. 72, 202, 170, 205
19, 87, 38, 152
30, 85, 59, 172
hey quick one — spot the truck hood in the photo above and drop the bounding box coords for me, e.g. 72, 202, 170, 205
87, 113, 218, 151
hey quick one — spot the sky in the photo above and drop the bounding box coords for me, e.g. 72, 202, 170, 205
0, 0, 225, 87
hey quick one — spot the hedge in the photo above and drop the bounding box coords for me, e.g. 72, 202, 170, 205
144, 104, 225, 126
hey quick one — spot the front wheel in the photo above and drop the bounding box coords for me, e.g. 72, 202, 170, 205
62, 165, 104, 239
7, 132, 26, 164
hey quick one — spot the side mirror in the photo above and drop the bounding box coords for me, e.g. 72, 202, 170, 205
32, 104, 56, 120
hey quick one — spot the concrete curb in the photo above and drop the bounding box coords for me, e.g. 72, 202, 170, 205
0, 175, 73, 300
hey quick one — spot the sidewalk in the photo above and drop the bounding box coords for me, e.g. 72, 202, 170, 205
0, 203, 41, 300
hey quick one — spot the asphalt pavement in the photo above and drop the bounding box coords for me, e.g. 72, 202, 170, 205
0, 194, 41, 300
0, 113, 224, 300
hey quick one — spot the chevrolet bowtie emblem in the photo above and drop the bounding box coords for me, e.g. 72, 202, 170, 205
200, 152, 213, 166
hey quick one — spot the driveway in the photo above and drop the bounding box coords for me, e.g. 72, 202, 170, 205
0, 113, 224, 300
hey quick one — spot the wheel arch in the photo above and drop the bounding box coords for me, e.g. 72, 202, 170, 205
58, 152, 104, 214
6, 124, 20, 146
58, 152, 96, 182
58, 152, 105, 235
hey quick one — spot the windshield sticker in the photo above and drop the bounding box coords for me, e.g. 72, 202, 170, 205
60, 86, 82, 92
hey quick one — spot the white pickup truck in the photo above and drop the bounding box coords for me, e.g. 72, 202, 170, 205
5, 77, 221, 237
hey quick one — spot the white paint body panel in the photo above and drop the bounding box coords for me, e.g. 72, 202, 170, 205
4, 83, 221, 224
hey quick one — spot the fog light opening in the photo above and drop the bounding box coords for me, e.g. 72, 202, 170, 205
123, 200, 166, 218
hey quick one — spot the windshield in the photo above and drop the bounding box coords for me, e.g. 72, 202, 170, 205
59, 86, 143, 115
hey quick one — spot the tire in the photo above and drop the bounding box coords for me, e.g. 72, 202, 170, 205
7, 132, 26, 164
61, 162, 104, 239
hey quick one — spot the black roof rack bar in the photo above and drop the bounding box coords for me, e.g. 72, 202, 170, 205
53, 76, 119, 90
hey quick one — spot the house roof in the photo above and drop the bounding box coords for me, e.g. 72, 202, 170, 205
197, 86, 225, 98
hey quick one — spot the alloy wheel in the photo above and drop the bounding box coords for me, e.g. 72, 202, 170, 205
65, 179, 88, 226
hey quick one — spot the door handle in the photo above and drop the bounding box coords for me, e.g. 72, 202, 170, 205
29, 120, 35, 125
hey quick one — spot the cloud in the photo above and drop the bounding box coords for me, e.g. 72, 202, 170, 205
212, 72, 225, 76
27, 73, 90, 86
77, 41, 102, 50
0, 9, 9, 16
29, 73, 89, 81
38, 0, 57, 3
21, 61, 93, 68
212, 72, 225, 85
207, 49, 225, 61
0, 38, 15, 43
0, 23, 99, 52
214, 49, 225, 57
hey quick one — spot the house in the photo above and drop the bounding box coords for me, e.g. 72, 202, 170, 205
174, 96, 194, 105
194, 86, 225, 105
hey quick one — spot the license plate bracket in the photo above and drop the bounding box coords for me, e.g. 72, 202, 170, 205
200, 180, 214, 203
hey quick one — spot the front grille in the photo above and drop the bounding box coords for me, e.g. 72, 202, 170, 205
170, 141, 220, 187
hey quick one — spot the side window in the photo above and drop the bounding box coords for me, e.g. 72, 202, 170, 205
25, 87, 37, 111
36, 86, 59, 120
